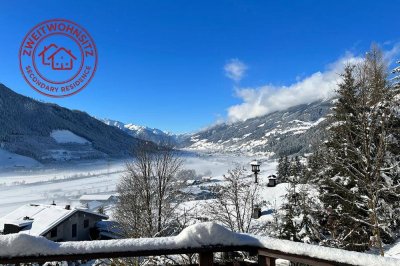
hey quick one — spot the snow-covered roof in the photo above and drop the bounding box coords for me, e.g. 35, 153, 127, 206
185, 179, 197, 185
0, 204, 108, 236
79, 194, 115, 202
2, 219, 33, 227
86, 200, 104, 211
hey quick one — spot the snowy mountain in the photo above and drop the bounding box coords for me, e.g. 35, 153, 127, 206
181, 99, 333, 157
101, 119, 186, 145
0, 82, 333, 164
0, 83, 152, 163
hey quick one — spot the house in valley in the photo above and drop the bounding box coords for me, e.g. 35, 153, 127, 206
0, 203, 108, 242
79, 194, 117, 205
79, 194, 117, 212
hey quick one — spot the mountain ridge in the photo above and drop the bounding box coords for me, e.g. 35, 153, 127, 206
179, 99, 333, 157
0, 82, 333, 163
0, 83, 151, 163
101, 118, 187, 145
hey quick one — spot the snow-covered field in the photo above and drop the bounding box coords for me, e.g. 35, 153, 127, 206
0, 159, 125, 217
0, 153, 274, 217
0, 148, 41, 169
51, 130, 91, 144
387, 239, 400, 259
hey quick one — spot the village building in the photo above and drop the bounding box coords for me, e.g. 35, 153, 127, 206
79, 194, 117, 204
185, 179, 201, 186
267, 174, 277, 187
80, 193, 116, 204
0, 203, 108, 242
201, 176, 212, 182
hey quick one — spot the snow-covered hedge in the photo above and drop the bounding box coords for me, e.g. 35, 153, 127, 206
0, 222, 399, 266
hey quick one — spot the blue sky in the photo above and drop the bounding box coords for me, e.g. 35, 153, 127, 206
0, 0, 399, 133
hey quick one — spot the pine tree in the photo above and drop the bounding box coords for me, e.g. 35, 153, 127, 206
279, 179, 300, 241
304, 151, 324, 183
279, 156, 323, 244
287, 156, 303, 179
297, 184, 322, 244
294, 156, 303, 180
279, 159, 302, 241
319, 64, 369, 251
392, 60, 400, 89
277, 156, 290, 182
277, 156, 285, 178
319, 46, 400, 254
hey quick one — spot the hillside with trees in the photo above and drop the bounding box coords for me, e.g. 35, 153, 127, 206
0, 83, 152, 162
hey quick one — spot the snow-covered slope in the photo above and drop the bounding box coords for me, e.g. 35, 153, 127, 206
0, 148, 41, 169
51, 130, 90, 144
181, 100, 333, 157
103, 100, 333, 157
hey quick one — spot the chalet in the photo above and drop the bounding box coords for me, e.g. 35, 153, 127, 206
185, 179, 201, 186
79, 194, 117, 213
80, 194, 116, 204
79, 194, 117, 203
201, 176, 212, 182
0, 203, 108, 242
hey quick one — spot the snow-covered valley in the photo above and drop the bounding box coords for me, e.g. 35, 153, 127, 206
1, 149, 400, 262
0, 153, 275, 217
0, 159, 124, 217
1, 153, 399, 263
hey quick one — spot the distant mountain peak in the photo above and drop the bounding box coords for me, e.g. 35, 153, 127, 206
101, 119, 182, 145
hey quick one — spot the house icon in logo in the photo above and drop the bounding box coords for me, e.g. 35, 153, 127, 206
38, 44, 58, 66
38, 44, 77, 70
47, 48, 77, 70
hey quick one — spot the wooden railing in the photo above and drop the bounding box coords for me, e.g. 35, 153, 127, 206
0, 245, 364, 266
1, 221, 398, 266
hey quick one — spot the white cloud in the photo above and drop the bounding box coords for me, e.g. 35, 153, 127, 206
384, 43, 400, 64
227, 54, 362, 122
224, 59, 247, 82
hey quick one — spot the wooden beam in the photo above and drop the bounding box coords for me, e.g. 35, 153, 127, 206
0, 245, 359, 266
258, 255, 275, 266
199, 252, 213, 266
0, 246, 255, 264
258, 249, 336, 266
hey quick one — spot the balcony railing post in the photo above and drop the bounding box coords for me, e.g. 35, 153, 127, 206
258, 254, 275, 266
199, 251, 213, 266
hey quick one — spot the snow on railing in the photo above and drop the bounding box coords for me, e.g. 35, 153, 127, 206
0, 222, 399, 266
